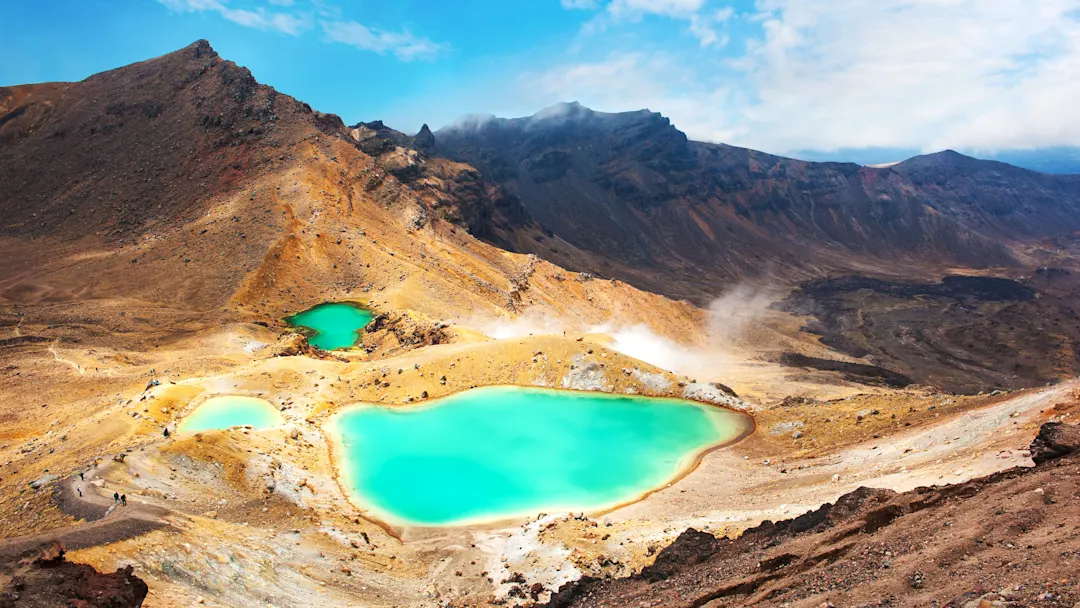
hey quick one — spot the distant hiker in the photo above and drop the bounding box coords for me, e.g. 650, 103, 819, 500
77, 488, 82, 497
121, 494, 127, 506
113, 492, 119, 503
163, 428, 170, 438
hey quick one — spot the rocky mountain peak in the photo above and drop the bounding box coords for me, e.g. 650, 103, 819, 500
189, 38, 218, 59
0, 39, 348, 238
414, 123, 436, 154
893, 147, 1053, 187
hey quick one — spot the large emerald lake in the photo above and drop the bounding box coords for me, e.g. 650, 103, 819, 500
286, 302, 373, 351
330, 386, 750, 526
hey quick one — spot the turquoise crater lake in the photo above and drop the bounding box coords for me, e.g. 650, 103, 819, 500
330, 386, 751, 526
178, 396, 283, 433
286, 302, 373, 350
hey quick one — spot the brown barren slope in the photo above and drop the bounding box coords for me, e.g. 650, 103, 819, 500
542, 422, 1080, 608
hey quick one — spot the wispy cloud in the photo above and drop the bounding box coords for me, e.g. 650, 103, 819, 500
607, 0, 706, 19
737, 0, 1080, 152
688, 6, 733, 49
567, 0, 733, 50
320, 19, 449, 61
561, 0, 600, 8
157, 0, 311, 35
157, 0, 448, 61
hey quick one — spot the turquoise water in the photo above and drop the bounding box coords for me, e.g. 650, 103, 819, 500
331, 386, 749, 526
286, 302, 373, 350
179, 396, 283, 433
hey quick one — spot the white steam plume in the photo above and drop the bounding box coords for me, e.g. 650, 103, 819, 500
459, 284, 778, 381
461, 309, 566, 340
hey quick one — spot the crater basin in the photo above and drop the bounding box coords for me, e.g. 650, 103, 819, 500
178, 396, 283, 433
329, 386, 751, 527
286, 302, 373, 351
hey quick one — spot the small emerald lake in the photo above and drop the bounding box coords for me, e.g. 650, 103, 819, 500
179, 396, 282, 433
286, 302, 373, 350
329, 386, 751, 527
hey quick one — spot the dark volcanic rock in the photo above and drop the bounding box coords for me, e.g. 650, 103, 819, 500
1029, 421, 1080, 464
776, 274, 1080, 393
640, 528, 722, 582
344, 118, 536, 243
0, 542, 148, 607
413, 123, 436, 155
778, 352, 913, 388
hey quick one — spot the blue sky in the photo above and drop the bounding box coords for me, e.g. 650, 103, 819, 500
4, 0, 1080, 157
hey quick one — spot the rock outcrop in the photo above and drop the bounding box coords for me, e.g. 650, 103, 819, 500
360, 310, 450, 358
1029, 421, 1080, 463
0, 542, 148, 607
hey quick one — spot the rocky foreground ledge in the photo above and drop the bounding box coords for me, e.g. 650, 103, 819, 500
0, 542, 147, 607
540, 422, 1080, 608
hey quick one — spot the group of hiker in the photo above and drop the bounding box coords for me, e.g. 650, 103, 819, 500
67, 431, 169, 509
66, 431, 172, 508
70, 473, 127, 506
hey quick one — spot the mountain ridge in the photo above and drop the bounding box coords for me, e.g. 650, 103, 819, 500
433, 103, 1080, 302
0, 39, 355, 241
0, 39, 700, 329
795, 145, 1080, 175
5, 42, 1080, 393
436, 104, 1057, 175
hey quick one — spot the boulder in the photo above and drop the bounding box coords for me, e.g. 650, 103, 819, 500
641, 528, 721, 582
1029, 422, 1080, 464
28, 474, 57, 490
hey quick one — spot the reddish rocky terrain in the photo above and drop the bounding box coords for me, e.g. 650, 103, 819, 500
7, 42, 1079, 395
0, 543, 147, 607
540, 422, 1080, 608
0, 40, 346, 240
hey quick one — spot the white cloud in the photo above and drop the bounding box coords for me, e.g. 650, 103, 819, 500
570, 0, 736, 52
737, 0, 1080, 152
546, 0, 1080, 153
157, 0, 310, 35
688, 6, 733, 48
608, 0, 705, 18
157, 0, 448, 62
320, 20, 448, 61
561, 0, 600, 8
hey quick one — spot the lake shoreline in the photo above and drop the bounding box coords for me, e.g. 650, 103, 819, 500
322, 386, 756, 532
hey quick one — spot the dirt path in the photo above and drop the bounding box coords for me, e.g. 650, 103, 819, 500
48, 339, 85, 375
0, 468, 173, 557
